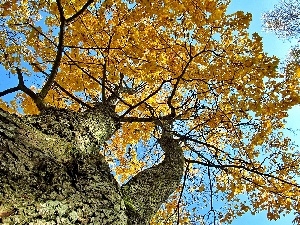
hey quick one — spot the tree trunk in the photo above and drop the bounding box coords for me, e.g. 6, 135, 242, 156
0, 106, 184, 225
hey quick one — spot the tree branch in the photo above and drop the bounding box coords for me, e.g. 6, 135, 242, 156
185, 158, 300, 189
53, 81, 91, 109
0, 87, 19, 97
0, 68, 45, 110
120, 80, 166, 118
38, 0, 66, 100
102, 35, 113, 103
66, 0, 95, 24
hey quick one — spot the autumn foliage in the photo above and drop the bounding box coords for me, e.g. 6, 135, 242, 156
1, 0, 300, 224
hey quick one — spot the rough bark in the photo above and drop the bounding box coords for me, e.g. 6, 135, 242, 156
0, 105, 126, 224
0, 105, 184, 224
121, 125, 184, 224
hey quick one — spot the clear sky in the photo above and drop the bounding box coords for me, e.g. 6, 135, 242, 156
227, 0, 299, 224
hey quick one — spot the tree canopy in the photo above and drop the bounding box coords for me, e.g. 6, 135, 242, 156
262, 0, 300, 40
1, 0, 300, 224
262, 0, 300, 64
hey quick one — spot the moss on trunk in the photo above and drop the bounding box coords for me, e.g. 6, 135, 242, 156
0, 107, 184, 224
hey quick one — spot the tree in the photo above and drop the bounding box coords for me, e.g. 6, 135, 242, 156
0, 0, 300, 224
262, 0, 300, 64
262, 0, 300, 39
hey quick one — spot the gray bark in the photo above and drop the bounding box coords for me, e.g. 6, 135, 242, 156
0, 105, 184, 224
122, 125, 184, 224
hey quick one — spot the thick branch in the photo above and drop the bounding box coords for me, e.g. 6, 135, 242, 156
15, 68, 45, 110
39, 0, 66, 100
0, 68, 45, 110
121, 122, 184, 224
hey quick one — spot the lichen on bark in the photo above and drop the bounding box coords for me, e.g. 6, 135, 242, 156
0, 106, 126, 224
0, 105, 184, 224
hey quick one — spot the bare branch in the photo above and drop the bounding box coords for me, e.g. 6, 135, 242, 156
185, 158, 300, 189
1, 68, 44, 110
39, 0, 66, 100
16, 68, 45, 110
0, 87, 19, 97
53, 81, 91, 109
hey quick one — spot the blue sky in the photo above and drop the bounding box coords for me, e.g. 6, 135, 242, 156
227, 1, 299, 224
